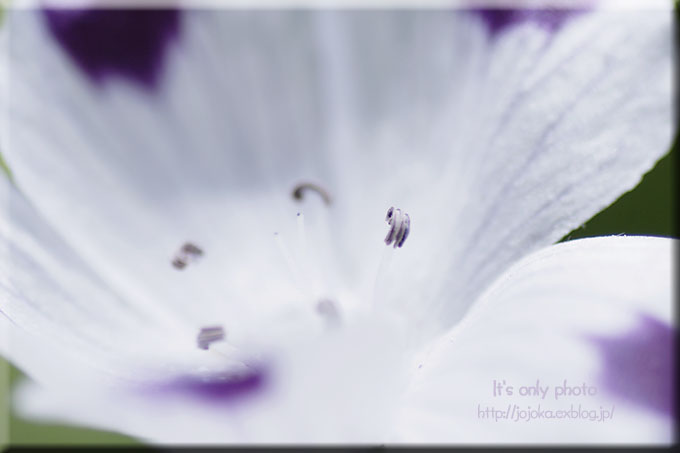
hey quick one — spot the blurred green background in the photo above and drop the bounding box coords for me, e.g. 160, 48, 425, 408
0, 142, 675, 446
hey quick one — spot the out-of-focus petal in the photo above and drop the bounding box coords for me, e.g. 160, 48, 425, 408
395, 236, 674, 443
14, 315, 411, 443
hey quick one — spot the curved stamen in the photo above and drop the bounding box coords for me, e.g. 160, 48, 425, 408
292, 182, 332, 206
384, 206, 410, 248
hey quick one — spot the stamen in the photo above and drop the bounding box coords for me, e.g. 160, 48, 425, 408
172, 242, 204, 270
181, 243, 203, 256
296, 212, 312, 286
292, 182, 332, 206
384, 207, 410, 248
296, 212, 307, 254
371, 245, 395, 308
197, 326, 225, 350
273, 232, 306, 295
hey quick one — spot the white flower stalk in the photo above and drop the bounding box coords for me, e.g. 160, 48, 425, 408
0, 5, 674, 444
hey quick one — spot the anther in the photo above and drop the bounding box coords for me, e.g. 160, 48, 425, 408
181, 243, 203, 256
197, 326, 225, 350
172, 242, 204, 270
384, 207, 410, 248
172, 258, 187, 269
292, 182, 332, 206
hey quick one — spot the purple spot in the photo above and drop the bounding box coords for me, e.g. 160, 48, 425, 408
472, 8, 586, 37
144, 367, 267, 405
43, 9, 181, 89
588, 315, 675, 417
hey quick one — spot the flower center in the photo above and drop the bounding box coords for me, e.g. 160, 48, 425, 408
176, 182, 411, 352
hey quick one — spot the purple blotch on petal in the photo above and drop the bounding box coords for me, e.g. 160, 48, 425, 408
43, 9, 180, 89
588, 314, 675, 417
472, 8, 586, 37
142, 366, 268, 405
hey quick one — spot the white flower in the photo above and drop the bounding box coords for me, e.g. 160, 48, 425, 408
0, 5, 674, 444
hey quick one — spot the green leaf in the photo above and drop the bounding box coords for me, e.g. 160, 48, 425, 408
561, 140, 676, 241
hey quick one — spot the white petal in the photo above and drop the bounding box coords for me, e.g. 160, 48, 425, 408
395, 236, 674, 443
2, 10, 672, 340
14, 314, 412, 443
